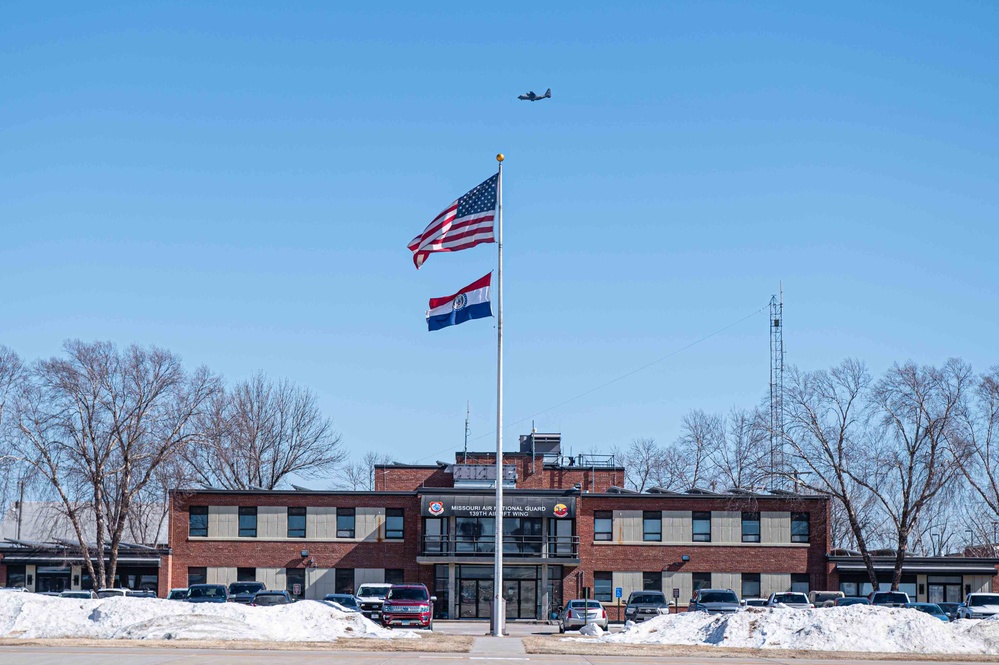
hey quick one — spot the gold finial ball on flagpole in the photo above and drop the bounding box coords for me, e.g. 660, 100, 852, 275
496, 153, 504, 162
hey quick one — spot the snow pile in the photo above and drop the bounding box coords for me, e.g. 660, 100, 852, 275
578, 622, 604, 637
0, 593, 417, 641
590, 606, 999, 654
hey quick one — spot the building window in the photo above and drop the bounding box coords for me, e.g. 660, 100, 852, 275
643, 572, 662, 592
791, 573, 810, 594
643, 511, 662, 542
287, 507, 306, 538
593, 572, 613, 602
236, 567, 256, 582
238, 507, 257, 538
188, 567, 207, 586
386, 568, 405, 585
692, 572, 711, 595
742, 573, 761, 599
791, 512, 810, 543
189, 506, 208, 537
386, 508, 404, 540
594, 511, 613, 541
286, 568, 305, 599
337, 508, 355, 538
6, 565, 26, 589
692, 512, 711, 542
335, 568, 354, 595
741, 512, 760, 543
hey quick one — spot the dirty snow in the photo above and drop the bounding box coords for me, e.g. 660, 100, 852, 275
589, 606, 999, 654
0, 593, 417, 641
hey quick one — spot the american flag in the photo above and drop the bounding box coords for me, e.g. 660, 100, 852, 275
408, 174, 497, 269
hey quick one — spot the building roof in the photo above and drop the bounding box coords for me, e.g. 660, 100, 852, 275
0, 501, 168, 546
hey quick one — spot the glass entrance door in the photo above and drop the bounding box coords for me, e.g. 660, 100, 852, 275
457, 565, 541, 619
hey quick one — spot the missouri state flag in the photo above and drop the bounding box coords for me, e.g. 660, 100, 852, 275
426, 273, 492, 332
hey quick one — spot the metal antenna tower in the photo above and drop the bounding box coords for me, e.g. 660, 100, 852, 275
769, 285, 785, 490
463, 401, 470, 464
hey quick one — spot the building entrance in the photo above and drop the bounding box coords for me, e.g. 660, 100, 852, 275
454, 565, 560, 620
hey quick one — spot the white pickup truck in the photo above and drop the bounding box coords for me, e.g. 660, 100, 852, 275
356, 583, 394, 622
956, 593, 999, 620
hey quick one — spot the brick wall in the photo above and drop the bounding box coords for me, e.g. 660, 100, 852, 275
169, 491, 434, 592
376, 455, 624, 493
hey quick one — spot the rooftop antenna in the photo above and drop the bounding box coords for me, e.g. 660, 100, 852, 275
769, 283, 785, 490
463, 401, 470, 464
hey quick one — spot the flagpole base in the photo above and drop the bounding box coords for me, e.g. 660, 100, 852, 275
491, 599, 507, 636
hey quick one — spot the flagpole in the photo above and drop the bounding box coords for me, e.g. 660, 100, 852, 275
492, 153, 505, 637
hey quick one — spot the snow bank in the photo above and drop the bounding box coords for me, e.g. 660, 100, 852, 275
590, 606, 999, 654
578, 623, 604, 637
0, 593, 417, 641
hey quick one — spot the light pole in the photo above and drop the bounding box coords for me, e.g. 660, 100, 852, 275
931, 532, 941, 557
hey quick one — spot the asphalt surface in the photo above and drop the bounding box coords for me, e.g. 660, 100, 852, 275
0, 645, 993, 665
0, 623, 989, 664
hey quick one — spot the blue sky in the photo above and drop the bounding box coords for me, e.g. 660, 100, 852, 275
2, 2, 997, 475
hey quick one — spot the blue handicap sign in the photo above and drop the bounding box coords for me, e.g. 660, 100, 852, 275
615, 587, 623, 598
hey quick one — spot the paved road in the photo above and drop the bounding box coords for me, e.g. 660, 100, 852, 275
0, 644, 992, 665
433, 620, 623, 636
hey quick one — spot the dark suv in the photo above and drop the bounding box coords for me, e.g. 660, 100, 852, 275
186, 584, 228, 603
624, 591, 670, 623
380, 584, 436, 630
228, 581, 266, 604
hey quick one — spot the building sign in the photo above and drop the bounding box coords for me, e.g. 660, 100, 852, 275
420, 495, 576, 518
450, 464, 517, 482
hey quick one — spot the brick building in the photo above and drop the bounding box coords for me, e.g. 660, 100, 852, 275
164, 433, 831, 620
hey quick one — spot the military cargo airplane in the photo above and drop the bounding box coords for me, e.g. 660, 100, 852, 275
518, 88, 551, 101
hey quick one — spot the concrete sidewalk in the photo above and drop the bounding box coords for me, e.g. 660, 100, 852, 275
470, 636, 527, 655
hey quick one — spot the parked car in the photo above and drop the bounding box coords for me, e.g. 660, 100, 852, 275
689, 589, 741, 614
956, 593, 999, 620
0, 587, 28, 592
186, 584, 228, 603
767, 592, 813, 609
250, 590, 294, 606
869, 591, 911, 608
808, 590, 845, 607
835, 596, 871, 607
742, 598, 769, 608
96, 588, 152, 599
228, 581, 266, 604
167, 588, 189, 600
323, 594, 360, 612
557, 599, 608, 633
907, 602, 949, 622
937, 602, 961, 622
60, 590, 98, 599
37, 591, 62, 597
356, 583, 393, 622
624, 591, 670, 623
380, 584, 435, 630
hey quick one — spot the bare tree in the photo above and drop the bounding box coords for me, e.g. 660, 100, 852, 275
615, 438, 666, 492
858, 359, 970, 588
672, 410, 724, 489
954, 365, 999, 538
10, 341, 217, 589
336, 451, 393, 490
0, 346, 28, 516
711, 407, 770, 490
186, 373, 345, 490
780, 359, 881, 591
